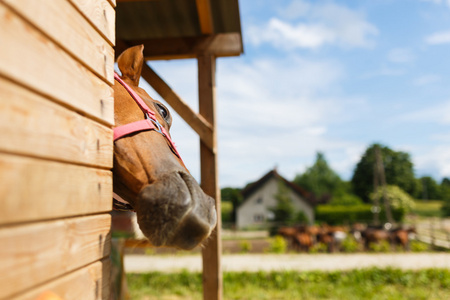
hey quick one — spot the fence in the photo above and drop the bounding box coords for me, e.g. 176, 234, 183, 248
411, 216, 450, 249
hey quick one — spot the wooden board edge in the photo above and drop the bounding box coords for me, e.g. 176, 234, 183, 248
0, 214, 112, 299
12, 259, 111, 300
0, 153, 113, 225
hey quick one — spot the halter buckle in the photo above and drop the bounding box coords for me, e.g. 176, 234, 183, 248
146, 113, 165, 136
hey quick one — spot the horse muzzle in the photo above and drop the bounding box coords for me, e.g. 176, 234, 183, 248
135, 171, 217, 250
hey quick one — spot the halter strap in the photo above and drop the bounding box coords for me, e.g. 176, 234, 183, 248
113, 72, 181, 159
114, 72, 155, 118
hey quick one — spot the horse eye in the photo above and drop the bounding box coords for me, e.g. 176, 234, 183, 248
156, 104, 168, 119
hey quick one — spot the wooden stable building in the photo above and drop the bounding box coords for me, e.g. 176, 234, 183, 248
0, 0, 242, 299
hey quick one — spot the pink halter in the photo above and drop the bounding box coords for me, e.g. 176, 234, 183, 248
113, 72, 181, 159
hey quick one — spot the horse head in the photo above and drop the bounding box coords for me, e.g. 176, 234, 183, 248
113, 45, 217, 250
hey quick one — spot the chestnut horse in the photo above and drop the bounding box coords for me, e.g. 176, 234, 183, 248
112, 45, 216, 250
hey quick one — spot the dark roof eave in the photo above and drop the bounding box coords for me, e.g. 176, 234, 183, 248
116, 33, 243, 61
241, 169, 316, 206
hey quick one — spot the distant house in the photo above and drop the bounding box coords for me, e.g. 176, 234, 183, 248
236, 169, 315, 229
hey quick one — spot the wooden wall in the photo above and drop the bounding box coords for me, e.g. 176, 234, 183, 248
0, 0, 115, 299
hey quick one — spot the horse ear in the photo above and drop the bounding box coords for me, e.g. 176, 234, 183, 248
117, 44, 144, 86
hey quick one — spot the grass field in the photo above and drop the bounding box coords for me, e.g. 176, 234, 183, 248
411, 200, 443, 218
127, 268, 450, 300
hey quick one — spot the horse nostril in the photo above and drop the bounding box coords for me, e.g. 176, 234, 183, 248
169, 213, 214, 250
136, 172, 218, 249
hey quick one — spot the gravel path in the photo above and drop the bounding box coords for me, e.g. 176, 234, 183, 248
125, 253, 450, 273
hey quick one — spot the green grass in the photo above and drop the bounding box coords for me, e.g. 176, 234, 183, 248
127, 268, 450, 300
412, 200, 443, 217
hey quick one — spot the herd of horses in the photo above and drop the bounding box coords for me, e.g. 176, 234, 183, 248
278, 223, 417, 253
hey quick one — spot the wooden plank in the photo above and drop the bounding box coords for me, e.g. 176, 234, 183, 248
0, 154, 112, 225
140, 64, 215, 151
196, 0, 214, 34
69, 0, 115, 46
13, 260, 110, 300
118, 33, 243, 60
0, 215, 111, 300
3, 0, 114, 85
0, 4, 114, 125
0, 77, 113, 168
198, 55, 222, 300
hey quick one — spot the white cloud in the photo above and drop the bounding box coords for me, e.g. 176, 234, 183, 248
246, 1, 378, 50
413, 146, 450, 179
413, 74, 441, 86
328, 144, 367, 180
397, 100, 450, 125
278, 0, 311, 19
431, 133, 450, 142
216, 56, 346, 134
363, 48, 415, 80
387, 48, 415, 64
420, 0, 442, 4
425, 30, 450, 45
214, 55, 371, 185
217, 55, 343, 102
362, 65, 405, 78
304, 126, 327, 136
391, 143, 450, 180
248, 18, 335, 50
420, 0, 450, 7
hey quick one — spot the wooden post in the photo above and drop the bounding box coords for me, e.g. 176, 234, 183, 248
198, 54, 222, 300
447, 228, 450, 248
430, 218, 435, 248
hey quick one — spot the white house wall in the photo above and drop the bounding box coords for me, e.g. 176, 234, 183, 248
237, 177, 314, 229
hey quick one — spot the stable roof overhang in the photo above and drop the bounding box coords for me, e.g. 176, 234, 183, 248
115, 0, 244, 60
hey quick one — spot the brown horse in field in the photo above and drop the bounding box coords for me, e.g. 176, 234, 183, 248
112, 45, 216, 250
390, 227, 417, 250
362, 226, 416, 251
278, 226, 315, 252
362, 227, 392, 250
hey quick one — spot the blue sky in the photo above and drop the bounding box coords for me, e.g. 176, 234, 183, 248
140, 0, 450, 188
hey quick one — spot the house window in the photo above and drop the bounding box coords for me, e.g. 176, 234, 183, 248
256, 197, 263, 204
253, 214, 264, 222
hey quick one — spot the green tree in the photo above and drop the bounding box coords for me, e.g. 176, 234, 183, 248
411, 178, 423, 199
351, 144, 416, 202
441, 178, 450, 216
221, 187, 243, 223
328, 193, 363, 206
419, 176, 441, 200
370, 185, 415, 214
269, 180, 296, 225
293, 152, 344, 200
